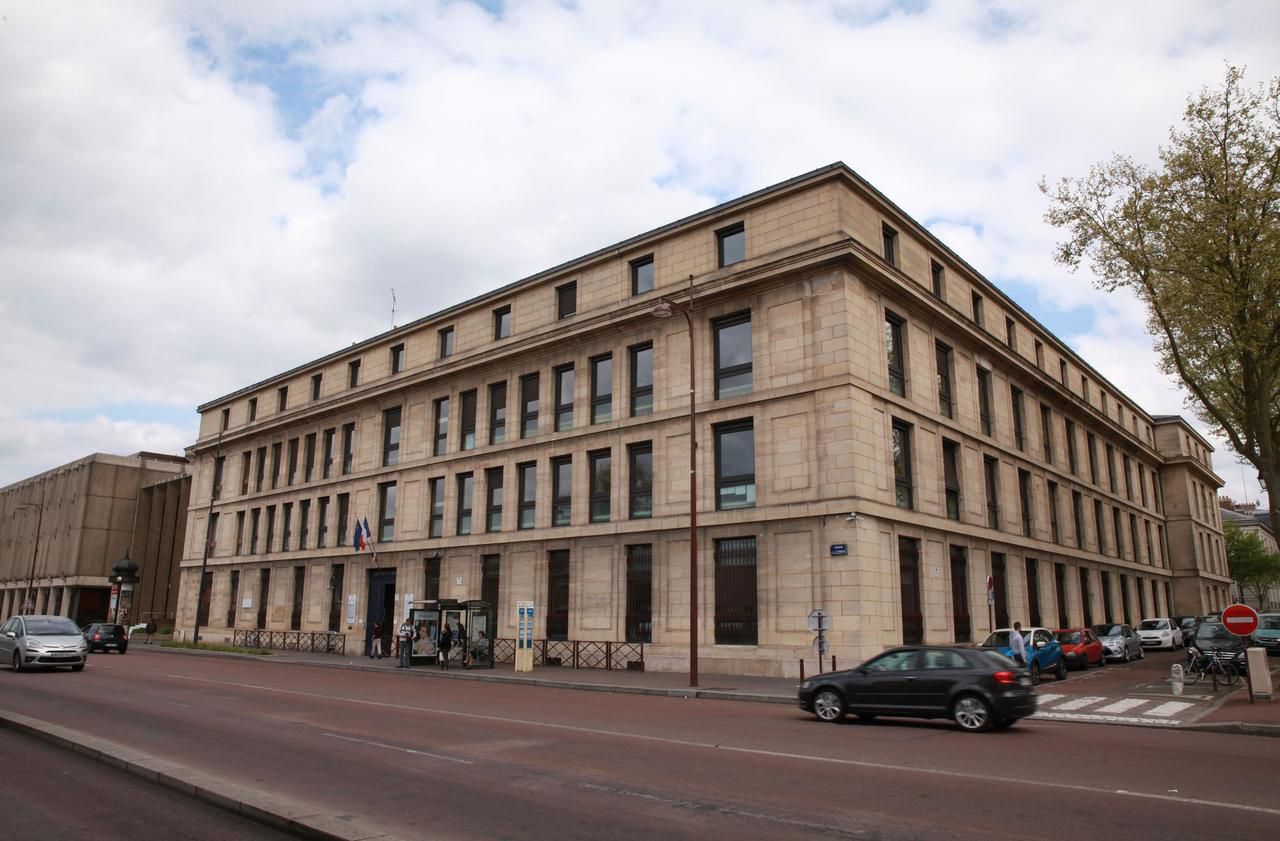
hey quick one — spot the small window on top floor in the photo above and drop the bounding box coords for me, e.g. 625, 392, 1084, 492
1005, 317, 1016, 350
1081, 375, 1089, 404
278, 386, 288, 412
631, 255, 654, 296
557, 282, 577, 319
390, 343, 405, 375
930, 261, 944, 299
438, 326, 454, 359
248, 397, 258, 422
717, 222, 745, 268
971, 292, 984, 328
220, 408, 230, 431
1034, 340, 1044, 369
311, 373, 322, 401
713, 311, 752, 399
493, 305, 511, 340
1059, 359, 1068, 386
348, 359, 361, 388
882, 223, 898, 267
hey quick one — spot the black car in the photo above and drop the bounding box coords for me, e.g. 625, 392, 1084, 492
1187, 622, 1248, 675
797, 646, 1037, 732
82, 623, 128, 654
1173, 616, 1200, 647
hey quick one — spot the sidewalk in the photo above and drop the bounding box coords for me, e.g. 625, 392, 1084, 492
1185, 663, 1280, 736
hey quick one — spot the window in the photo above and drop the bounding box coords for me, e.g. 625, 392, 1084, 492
485, 467, 503, 533
971, 292, 984, 327
227, 570, 239, 628
885, 313, 905, 396
714, 537, 757, 645
488, 382, 507, 444
1105, 444, 1117, 492
336, 493, 349, 545
557, 282, 577, 319
1055, 563, 1069, 628
290, 566, 304, 630
303, 433, 316, 483
520, 374, 540, 438
438, 326, 454, 359
976, 367, 993, 436
248, 397, 258, 422
984, 456, 1000, 529
718, 222, 745, 267
234, 511, 245, 555
1025, 558, 1042, 628
1047, 481, 1060, 544
456, 473, 473, 536
892, 420, 913, 510
1040, 404, 1054, 463
493, 305, 511, 340
714, 420, 756, 510
390, 343, 405, 374
378, 481, 397, 542
930, 260, 944, 299
249, 508, 261, 553
1010, 387, 1025, 450
631, 254, 654, 295
299, 499, 310, 550
951, 546, 971, 642
1112, 507, 1124, 558
1139, 464, 1149, 508
899, 537, 923, 644
220, 407, 229, 431
625, 545, 652, 643
1065, 420, 1078, 475
942, 439, 961, 520
311, 373, 322, 401
1018, 469, 1033, 537
322, 429, 335, 480
590, 354, 613, 423
881, 223, 898, 266
255, 446, 266, 492
348, 359, 361, 388
1087, 432, 1099, 484
547, 550, 570, 641
424, 557, 441, 601
382, 407, 402, 466
460, 390, 477, 450
1035, 340, 1044, 369
481, 556, 500, 613
328, 564, 344, 632
629, 343, 653, 417
212, 455, 225, 500
551, 456, 572, 527
713, 311, 752, 399
240, 451, 251, 495
1058, 359, 1068, 386
1130, 514, 1140, 562
589, 449, 611, 523
1081, 376, 1090, 404
286, 438, 298, 485
1072, 491, 1085, 548
428, 478, 444, 538
517, 462, 536, 530
629, 442, 653, 519
317, 496, 329, 548
433, 397, 450, 456
991, 554, 1009, 628
1005, 317, 1016, 350
278, 386, 288, 412
1122, 455, 1133, 499
265, 505, 276, 553
1102, 392, 1110, 416
1094, 499, 1107, 553
271, 442, 282, 489
935, 342, 953, 418
554, 364, 575, 431
341, 422, 355, 475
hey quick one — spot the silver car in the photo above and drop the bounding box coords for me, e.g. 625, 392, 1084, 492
0, 615, 89, 671
1092, 623, 1145, 662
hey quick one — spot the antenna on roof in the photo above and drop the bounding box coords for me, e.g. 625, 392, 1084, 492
391, 288, 397, 330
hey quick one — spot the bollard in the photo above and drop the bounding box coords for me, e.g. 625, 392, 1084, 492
799, 659, 805, 682
1170, 663, 1183, 696
831, 655, 837, 672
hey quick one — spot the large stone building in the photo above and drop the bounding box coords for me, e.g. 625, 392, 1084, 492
1219, 502, 1279, 610
177, 163, 1231, 676
1, 452, 189, 625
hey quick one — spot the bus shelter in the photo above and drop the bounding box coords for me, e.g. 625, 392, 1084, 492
408, 599, 495, 668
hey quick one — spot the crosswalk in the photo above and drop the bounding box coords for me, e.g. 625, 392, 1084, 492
1031, 693, 1201, 726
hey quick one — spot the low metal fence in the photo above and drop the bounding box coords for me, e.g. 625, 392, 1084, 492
492, 639, 644, 671
234, 629, 346, 655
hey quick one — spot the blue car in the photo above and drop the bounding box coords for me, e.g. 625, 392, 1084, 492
981, 627, 1067, 685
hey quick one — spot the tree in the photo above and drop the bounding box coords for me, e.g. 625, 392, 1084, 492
1223, 522, 1280, 609
1042, 66, 1280, 539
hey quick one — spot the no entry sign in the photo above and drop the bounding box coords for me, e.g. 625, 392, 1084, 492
1221, 603, 1259, 637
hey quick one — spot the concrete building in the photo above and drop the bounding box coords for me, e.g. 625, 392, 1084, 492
127, 473, 192, 630
1, 452, 189, 625
178, 163, 1230, 676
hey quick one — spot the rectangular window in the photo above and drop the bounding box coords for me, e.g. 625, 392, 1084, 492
348, 359, 361, 388
382, 407, 401, 466
1040, 404, 1054, 464
390, 343, 405, 375
885, 313, 905, 396
317, 496, 329, 548
554, 364, 575, 432
303, 433, 316, 483
557, 281, 577, 319
930, 260, 944, 299
328, 564, 344, 632
590, 354, 613, 424
378, 481, 397, 543
240, 451, 251, 495
290, 566, 304, 630
299, 499, 310, 550
718, 222, 745, 267
286, 438, 298, 486
424, 557, 441, 601
971, 292, 984, 328
1112, 508, 1124, 558
220, 407, 230, 431
265, 505, 276, 553
517, 462, 537, 530
278, 386, 288, 412
1130, 514, 1140, 563
984, 456, 1000, 529
950, 546, 971, 642
1035, 340, 1045, 369
942, 439, 961, 520
488, 382, 507, 444
212, 455, 225, 501
1065, 420, 1078, 475
267, 442, 281, 490
1145, 521, 1155, 565
433, 397, 450, 456
250, 508, 260, 554
976, 367, 993, 436
460, 390, 477, 450
992, 554, 1009, 628
456, 473, 473, 536
1106, 444, 1117, 492
881, 223, 898, 267
589, 449, 611, 523
1094, 500, 1107, 554
892, 420, 914, 510
341, 422, 355, 475
311, 373, 322, 401
1005, 317, 1016, 350
551, 456, 572, 527
1102, 392, 1110, 416
227, 570, 239, 628
714, 311, 753, 399
1059, 359, 1068, 386
1081, 376, 1090, 404
427, 477, 445, 538
235, 511, 245, 556
255, 446, 266, 492
493, 305, 511, 340
714, 537, 758, 646
1139, 464, 1149, 508
1072, 491, 1085, 548
481, 555, 500, 613
1018, 469, 1033, 537
629, 442, 653, 519
248, 396, 258, 422
1087, 432, 1099, 485
1048, 481, 1061, 543
629, 343, 653, 417
631, 254, 654, 296
336, 493, 349, 546
715, 420, 756, 510
1123, 455, 1133, 500
899, 536, 923, 645
438, 326, 454, 359
935, 342, 953, 418
1025, 558, 1042, 628
520, 373, 540, 438
322, 429, 335, 480
485, 467, 503, 533
547, 550, 570, 641
625, 545, 652, 643
1055, 563, 1069, 628
1010, 387, 1025, 451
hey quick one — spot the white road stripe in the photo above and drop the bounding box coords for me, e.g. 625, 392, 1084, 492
1145, 701, 1194, 718
1094, 698, 1148, 714
1033, 712, 1181, 727
322, 732, 473, 764
1052, 695, 1106, 710
1034, 693, 1064, 704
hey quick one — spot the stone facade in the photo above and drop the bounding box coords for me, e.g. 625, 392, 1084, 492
178, 163, 1230, 676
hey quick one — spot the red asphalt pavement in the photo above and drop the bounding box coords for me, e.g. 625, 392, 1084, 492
1, 650, 1277, 841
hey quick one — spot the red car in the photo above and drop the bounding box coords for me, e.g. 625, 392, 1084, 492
1055, 628, 1105, 670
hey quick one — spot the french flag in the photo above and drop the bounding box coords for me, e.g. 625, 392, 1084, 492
363, 517, 376, 562
352, 520, 366, 552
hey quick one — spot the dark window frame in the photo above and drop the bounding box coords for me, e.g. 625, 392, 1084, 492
629, 343, 653, 417
382, 406, 402, 467
936, 342, 953, 418
520, 373, 540, 438
892, 419, 914, 510
628, 442, 653, 520
554, 364, 575, 432
930, 260, 944, 299
433, 396, 450, 456
488, 381, 507, 445
348, 359, 361, 388
881, 223, 898, 267
311, 373, 322, 401
460, 389, 477, 451
517, 462, 537, 530
976, 367, 993, 436
556, 281, 577, 319
630, 254, 654, 296
456, 473, 473, 536
427, 477, 444, 539
885, 312, 906, 397
713, 310, 753, 400
493, 305, 512, 340
390, 343, 405, 375
714, 419, 756, 511
717, 222, 745, 268
590, 353, 613, 424
551, 455, 572, 527
438, 326, 455, 359
485, 467, 504, 533
942, 438, 961, 520
377, 481, 397, 543
588, 448, 611, 523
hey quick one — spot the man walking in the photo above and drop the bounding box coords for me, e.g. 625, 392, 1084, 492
370, 622, 384, 659
397, 616, 415, 668
1009, 621, 1027, 666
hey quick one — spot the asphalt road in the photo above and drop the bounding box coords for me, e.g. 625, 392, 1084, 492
0, 651, 1275, 841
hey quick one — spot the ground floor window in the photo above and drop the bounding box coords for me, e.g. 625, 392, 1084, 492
625, 545, 652, 643
714, 537, 757, 645
547, 550, 570, 641
950, 546, 970, 643
899, 537, 923, 644
482, 555, 500, 615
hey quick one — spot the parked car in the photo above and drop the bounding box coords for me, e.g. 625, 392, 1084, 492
1187, 621, 1249, 675
980, 627, 1067, 684
1174, 616, 1200, 646
1137, 617, 1183, 649
1252, 613, 1280, 656
0, 615, 89, 672
798, 646, 1037, 732
82, 623, 129, 654
1056, 628, 1106, 669
1092, 623, 1145, 662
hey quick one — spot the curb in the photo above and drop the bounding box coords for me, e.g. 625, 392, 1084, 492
1179, 721, 1280, 738
0, 710, 425, 841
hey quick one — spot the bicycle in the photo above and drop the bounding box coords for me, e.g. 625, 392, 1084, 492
1184, 646, 1239, 687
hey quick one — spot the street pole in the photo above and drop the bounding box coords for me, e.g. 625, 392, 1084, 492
191, 432, 222, 645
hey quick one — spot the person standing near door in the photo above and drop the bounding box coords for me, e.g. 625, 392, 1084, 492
437, 622, 453, 670
397, 617, 415, 668
370, 621, 384, 659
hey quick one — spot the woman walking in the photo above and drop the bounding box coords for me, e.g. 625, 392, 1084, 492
438, 622, 453, 670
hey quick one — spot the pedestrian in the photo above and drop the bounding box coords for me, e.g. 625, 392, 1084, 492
371, 621, 384, 659
1009, 621, 1026, 666
144, 620, 156, 645
438, 622, 453, 670
397, 616, 415, 668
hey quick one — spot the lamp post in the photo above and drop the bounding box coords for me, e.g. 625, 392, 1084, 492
652, 274, 699, 688
17, 487, 47, 615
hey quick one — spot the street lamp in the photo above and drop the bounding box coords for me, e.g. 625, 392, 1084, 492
17, 494, 45, 615
652, 274, 699, 688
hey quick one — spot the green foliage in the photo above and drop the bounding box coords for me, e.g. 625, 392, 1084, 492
161, 641, 273, 655
1223, 522, 1280, 606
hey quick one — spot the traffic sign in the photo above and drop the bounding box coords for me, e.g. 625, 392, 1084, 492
808, 608, 831, 632
814, 636, 830, 656
1221, 603, 1259, 637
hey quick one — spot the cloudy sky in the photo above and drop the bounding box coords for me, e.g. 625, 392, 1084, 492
1, 0, 1277, 501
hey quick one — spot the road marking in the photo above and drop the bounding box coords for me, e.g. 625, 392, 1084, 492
321, 732, 472, 764
1034, 693, 1064, 704
162, 673, 1280, 819
1034, 712, 1180, 727
1093, 699, 1148, 714
1051, 696, 1106, 711
1145, 701, 1193, 717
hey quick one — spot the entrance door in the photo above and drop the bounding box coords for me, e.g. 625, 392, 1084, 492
365, 568, 397, 656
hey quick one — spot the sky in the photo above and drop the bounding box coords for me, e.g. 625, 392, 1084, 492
1, 0, 1277, 503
